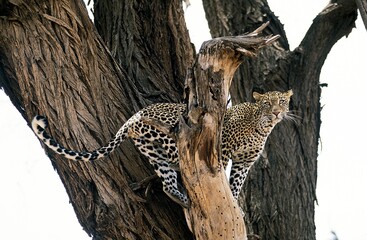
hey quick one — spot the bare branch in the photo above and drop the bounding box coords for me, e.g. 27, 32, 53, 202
356, 0, 367, 31
298, 0, 357, 66
179, 26, 278, 239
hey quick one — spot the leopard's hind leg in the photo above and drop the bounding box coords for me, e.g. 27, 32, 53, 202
135, 141, 188, 208
129, 123, 188, 208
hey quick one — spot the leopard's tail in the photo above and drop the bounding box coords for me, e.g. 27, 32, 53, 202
31, 115, 128, 161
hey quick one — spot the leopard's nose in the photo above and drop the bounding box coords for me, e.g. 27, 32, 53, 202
273, 111, 280, 117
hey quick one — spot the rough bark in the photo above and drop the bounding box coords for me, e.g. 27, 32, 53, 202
0, 0, 193, 239
178, 29, 279, 239
356, 0, 367, 30
202, 0, 357, 239
93, 0, 194, 104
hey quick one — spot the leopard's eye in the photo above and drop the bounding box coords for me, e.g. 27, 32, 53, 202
263, 101, 271, 107
279, 99, 285, 104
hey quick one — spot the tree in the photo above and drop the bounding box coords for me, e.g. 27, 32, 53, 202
0, 0, 363, 239
202, 0, 359, 239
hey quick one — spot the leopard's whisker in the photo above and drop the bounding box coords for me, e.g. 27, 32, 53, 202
285, 112, 301, 125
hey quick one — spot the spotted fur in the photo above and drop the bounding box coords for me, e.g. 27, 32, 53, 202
222, 90, 293, 199
32, 90, 293, 207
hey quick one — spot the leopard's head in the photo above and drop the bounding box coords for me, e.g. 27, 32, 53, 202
253, 90, 293, 124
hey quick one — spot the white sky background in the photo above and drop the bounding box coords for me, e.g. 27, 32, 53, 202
0, 1, 366, 239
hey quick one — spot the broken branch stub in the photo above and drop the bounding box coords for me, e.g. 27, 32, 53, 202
178, 23, 279, 239
195, 23, 280, 113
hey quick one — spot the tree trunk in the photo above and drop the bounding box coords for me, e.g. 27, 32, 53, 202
202, 0, 357, 239
0, 0, 193, 239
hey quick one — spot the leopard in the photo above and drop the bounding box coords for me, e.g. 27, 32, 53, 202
31, 90, 293, 208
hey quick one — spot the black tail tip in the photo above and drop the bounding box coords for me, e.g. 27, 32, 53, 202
35, 115, 46, 121
33, 115, 48, 128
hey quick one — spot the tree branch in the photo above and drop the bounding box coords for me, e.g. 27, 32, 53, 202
178, 24, 278, 239
297, 0, 357, 72
356, 0, 367, 31
202, 0, 289, 50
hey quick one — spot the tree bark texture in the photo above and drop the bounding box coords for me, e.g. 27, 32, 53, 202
0, 0, 194, 239
93, 0, 194, 104
202, 0, 357, 239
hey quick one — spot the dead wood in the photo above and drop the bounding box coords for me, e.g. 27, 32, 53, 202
178, 23, 278, 239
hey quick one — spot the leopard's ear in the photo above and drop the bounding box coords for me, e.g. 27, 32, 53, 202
253, 92, 263, 101
286, 89, 293, 97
